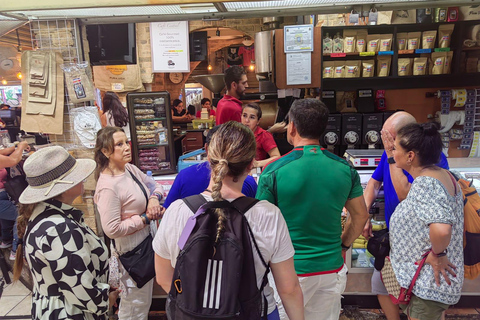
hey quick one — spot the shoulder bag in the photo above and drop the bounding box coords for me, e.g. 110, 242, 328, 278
112, 169, 155, 289
380, 250, 430, 305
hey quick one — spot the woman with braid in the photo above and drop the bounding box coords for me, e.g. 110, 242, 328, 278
153, 121, 304, 320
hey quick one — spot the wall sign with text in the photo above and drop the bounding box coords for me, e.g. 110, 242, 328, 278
151, 21, 190, 72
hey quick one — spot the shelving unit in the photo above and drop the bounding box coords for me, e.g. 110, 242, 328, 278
321, 20, 480, 91
127, 91, 177, 175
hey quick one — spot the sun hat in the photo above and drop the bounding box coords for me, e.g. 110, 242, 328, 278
19, 146, 95, 204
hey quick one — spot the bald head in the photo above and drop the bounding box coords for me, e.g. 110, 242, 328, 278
383, 111, 416, 138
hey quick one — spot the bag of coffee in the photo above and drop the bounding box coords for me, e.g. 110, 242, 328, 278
362, 60, 375, 77
343, 30, 357, 53
377, 56, 391, 77
444, 51, 453, 74
397, 32, 408, 50
398, 58, 413, 76
438, 24, 454, 48
323, 61, 335, 78
380, 34, 393, 51
345, 60, 361, 78
367, 34, 380, 52
413, 57, 428, 75
334, 61, 346, 78
356, 29, 368, 52
422, 30, 437, 49
431, 52, 446, 75
407, 32, 421, 50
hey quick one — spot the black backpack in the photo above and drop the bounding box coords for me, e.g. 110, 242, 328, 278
5, 164, 28, 204
167, 195, 270, 320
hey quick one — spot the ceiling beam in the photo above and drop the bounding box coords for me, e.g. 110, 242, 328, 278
0, 0, 253, 12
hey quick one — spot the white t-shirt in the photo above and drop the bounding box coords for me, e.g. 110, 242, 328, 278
153, 194, 295, 314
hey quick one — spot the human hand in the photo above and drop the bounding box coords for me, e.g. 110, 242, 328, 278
362, 218, 373, 239
268, 121, 288, 134
146, 198, 165, 220
424, 252, 456, 286
18, 141, 30, 152
108, 288, 120, 309
381, 129, 395, 157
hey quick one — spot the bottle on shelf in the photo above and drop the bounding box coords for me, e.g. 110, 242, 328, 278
323, 32, 333, 54
333, 32, 344, 53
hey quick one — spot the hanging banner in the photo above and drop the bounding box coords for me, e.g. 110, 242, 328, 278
150, 21, 190, 73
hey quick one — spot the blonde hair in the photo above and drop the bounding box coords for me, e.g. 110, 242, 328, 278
13, 203, 36, 281
207, 121, 256, 243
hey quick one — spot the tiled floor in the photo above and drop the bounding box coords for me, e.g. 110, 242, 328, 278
0, 272, 32, 318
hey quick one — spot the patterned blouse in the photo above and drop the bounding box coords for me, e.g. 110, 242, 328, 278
25, 200, 110, 320
390, 176, 464, 305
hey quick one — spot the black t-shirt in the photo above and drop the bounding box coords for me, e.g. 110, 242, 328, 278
173, 108, 186, 117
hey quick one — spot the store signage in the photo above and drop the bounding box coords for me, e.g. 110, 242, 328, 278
415, 49, 432, 54
435, 47, 451, 52
150, 21, 190, 73
331, 53, 347, 58
359, 52, 375, 56
284, 24, 314, 53
378, 51, 394, 55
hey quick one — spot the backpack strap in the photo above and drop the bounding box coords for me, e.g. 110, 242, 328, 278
183, 194, 208, 213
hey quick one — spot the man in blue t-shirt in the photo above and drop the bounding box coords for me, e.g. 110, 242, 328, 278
163, 126, 257, 208
363, 111, 449, 320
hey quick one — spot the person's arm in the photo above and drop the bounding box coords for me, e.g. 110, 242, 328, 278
270, 258, 304, 320
155, 254, 175, 292
362, 178, 382, 238
96, 188, 146, 238
382, 129, 411, 201
342, 195, 369, 247
425, 223, 456, 286
40, 224, 110, 316
163, 173, 184, 209
255, 147, 281, 168
0, 141, 29, 169
267, 121, 287, 134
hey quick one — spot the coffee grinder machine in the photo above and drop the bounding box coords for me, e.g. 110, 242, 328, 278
341, 113, 362, 149
320, 114, 341, 155
192, 74, 225, 108
362, 113, 383, 149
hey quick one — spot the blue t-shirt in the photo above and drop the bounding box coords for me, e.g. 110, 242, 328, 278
371, 151, 449, 227
163, 162, 258, 208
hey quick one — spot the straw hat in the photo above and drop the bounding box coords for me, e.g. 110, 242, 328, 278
19, 146, 95, 204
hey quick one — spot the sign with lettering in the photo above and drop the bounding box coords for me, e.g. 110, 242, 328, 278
151, 21, 190, 72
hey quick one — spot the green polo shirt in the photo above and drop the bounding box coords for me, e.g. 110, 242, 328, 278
256, 145, 363, 275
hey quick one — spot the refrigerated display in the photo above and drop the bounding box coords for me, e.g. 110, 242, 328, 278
127, 91, 177, 175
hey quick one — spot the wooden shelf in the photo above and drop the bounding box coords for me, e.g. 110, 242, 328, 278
322, 73, 480, 91
134, 117, 166, 122
462, 47, 480, 51
138, 143, 169, 149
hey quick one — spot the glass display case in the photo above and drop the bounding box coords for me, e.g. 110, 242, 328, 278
127, 91, 177, 175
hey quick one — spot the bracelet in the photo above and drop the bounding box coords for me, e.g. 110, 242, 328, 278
140, 213, 150, 225
432, 248, 448, 257
341, 243, 350, 250
149, 192, 163, 201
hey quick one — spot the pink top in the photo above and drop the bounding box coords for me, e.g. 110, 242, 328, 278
94, 163, 163, 239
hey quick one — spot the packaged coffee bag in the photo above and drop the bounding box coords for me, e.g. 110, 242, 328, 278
377, 56, 391, 77
345, 60, 361, 78
343, 30, 357, 53
362, 60, 375, 77
397, 32, 408, 50
407, 32, 421, 50
367, 34, 380, 52
422, 30, 437, 49
334, 61, 346, 78
380, 34, 393, 51
323, 61, 335, 78
413, 57, 428, 75
398, 58, 413, 76
438, 24, 454, 48
356, 29, 368, 52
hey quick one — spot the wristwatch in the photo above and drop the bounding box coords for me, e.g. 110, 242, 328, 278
341, 243, 350, 250
387, 157, 396, 164
140, 213, 151, 225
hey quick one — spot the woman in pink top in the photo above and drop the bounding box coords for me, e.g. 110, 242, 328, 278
94, 126, 165, 320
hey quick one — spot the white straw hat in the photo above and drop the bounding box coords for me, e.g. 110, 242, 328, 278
19, 146, 95, 204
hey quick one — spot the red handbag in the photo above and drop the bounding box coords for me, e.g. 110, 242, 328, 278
381, 250, 431, 305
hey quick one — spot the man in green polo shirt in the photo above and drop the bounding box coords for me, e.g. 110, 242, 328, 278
256, 99, 369, 320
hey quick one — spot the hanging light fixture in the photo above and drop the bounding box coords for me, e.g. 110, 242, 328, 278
1, 79, 7, 85
207, 64, 213, 71
16, 72, 23, 80
249, 64, 255, 72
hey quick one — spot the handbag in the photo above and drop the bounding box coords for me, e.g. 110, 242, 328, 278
5, 165, 28, 204
113, 169, 155, 288
381, 250, 430, 305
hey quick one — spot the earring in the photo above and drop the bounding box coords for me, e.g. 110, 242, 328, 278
407, 160, 412, 165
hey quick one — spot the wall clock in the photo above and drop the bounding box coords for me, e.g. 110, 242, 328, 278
0, 59, 14, 71
169, 73, 184, 84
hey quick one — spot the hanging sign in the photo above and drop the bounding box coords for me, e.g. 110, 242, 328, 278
150, 21, 190, 72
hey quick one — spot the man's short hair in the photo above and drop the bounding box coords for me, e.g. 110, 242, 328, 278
201, 98, 211, 106
206, 125, 221, 145
288, 99, 329, 140
224, 66, 246, 91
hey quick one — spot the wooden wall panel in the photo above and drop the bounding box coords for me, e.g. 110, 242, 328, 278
275, 27, 322, 89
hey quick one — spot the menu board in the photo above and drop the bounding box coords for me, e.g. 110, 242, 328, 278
150, 21, 190, 72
